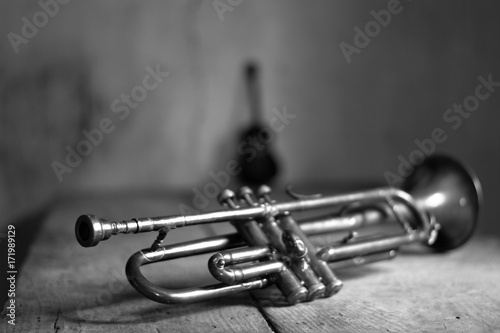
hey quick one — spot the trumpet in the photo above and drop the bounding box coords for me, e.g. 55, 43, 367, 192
75, 155, 482, 305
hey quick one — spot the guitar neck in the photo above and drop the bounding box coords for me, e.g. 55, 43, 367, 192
246, 62, 263, 124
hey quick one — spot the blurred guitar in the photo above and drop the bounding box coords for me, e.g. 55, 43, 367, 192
237, 62, 279, 185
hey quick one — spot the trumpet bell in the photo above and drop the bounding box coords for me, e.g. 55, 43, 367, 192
403, 155, 482, 251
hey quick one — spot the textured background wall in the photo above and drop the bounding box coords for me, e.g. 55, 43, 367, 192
0, 1, 499, 232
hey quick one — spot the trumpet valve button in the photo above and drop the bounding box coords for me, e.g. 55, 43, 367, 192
238, 186, 256, 206
257, 184, 272, 196
218, 189, 239, 209
257, 185, 273, 203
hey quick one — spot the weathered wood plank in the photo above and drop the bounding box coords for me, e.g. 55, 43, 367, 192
253, 235, 500, 333
2, 196, 273, 333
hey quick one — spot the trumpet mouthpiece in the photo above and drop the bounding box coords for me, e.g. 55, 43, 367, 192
75, 214, 112, 247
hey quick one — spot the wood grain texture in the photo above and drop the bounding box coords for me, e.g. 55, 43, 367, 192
2, 194, 500, 332
254, 237, 500, 333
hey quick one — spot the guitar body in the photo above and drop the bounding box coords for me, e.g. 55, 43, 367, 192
236, 62, 280, 185
237, 124, 279, 185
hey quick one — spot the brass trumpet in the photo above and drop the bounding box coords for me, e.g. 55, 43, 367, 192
75, 155, 482, 305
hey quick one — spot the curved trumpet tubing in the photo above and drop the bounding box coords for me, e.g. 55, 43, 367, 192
76, 155, 482, 305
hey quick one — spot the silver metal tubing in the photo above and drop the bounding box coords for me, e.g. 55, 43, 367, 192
223, 190, 309, 305
328, 250, 398, 270
126, 252, 270, 304
208, 246, 283, 284
77, 155, 482, 306
298, 208, 392, 235
281, 231, 326, 301
92, 187, 432, 305
279, 214, 343, 297
317, 232, 427, 262
76, 188, 422, 248
125, 233, 268, 304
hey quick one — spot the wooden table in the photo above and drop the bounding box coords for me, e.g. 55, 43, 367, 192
2, 192, 500, 332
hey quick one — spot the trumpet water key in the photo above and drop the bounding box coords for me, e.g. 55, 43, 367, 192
75, 155, 482, 305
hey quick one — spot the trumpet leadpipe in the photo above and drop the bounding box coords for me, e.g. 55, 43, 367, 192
76, 206, 264, 247
76, 188, 422, 248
